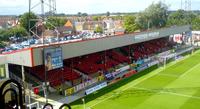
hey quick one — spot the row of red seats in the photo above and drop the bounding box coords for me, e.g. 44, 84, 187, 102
120, 38, 172, 61
107, 50, 130, 63
73, 52, 122, 75
132, 38, 171, 60
73, 53, 104, 75
48, 68, 80, 87
104, 58, 119, 69
30, 66, 81, 87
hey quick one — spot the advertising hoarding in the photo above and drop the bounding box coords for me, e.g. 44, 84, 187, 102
44, 47, 63, 71
85, 82, 107, 95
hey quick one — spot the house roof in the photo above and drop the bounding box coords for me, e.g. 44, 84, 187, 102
64, 20, 73, 27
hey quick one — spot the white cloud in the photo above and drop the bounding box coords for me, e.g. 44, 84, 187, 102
0, 0, 27, 7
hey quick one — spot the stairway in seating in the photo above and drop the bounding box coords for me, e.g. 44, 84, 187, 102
9, 72, 32, 87
25, 71, 42, 86
73, 69, 90, 79
9, 72, 24, 85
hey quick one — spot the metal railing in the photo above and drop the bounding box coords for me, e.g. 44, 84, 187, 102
0, 79, 72, 109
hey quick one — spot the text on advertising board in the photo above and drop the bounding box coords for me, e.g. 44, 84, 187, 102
44, 47, 63, 71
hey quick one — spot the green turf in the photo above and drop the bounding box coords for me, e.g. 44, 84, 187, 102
70, 50, 200, 109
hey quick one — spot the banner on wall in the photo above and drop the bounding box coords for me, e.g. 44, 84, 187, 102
65, 76, 103, 95
105, 73, 114, 80
44, 47, 63, 71
173, 34, 183, 43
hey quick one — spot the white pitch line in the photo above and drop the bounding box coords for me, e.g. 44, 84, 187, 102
157, 73, 179, 78
180, 62, 200, 77
88, 52, 199, 108
88, 69, 165, 108
133, 86, 200, 100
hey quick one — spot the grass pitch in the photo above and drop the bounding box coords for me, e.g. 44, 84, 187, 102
70, 50, 200, 109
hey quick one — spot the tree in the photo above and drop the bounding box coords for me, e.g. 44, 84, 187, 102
0, 41, 6, 48
186, 12, 197, 24
167, 9, 197, 26
106, 11, 110, 17
77, 12, 82, 17
92, 16, 101, 21
192, 16, 200, 30
20, 12, 38, 32
82, 13, 88, 17
0, 26, 27, 42
136, 2, 168, 30
10, 26, 27, 37
45, 17, 66, 29
167, 10, 186, 26
0, 29, 6, 41
111, 15, 123, 20
0, 42, 5, 48
0, 29, 12, 41
45, 11, 55, 16
123, 15, 139, 33
94, 26, 103, 33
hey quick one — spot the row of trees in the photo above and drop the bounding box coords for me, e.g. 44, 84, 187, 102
0, 26, 27, 41
123, 2, 200, 33
0, 26, 27, 47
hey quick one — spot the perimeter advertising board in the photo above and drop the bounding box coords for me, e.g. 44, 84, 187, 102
173, 34, 183, 43
85, 82, 107, 95
44, 47, 63, 71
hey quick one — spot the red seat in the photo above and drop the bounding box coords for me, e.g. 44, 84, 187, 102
30, 66, 80, 87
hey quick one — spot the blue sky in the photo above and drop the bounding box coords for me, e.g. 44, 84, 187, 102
0, 0, 200, 15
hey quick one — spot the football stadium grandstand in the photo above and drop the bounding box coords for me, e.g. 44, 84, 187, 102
1, 25, 199, 109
